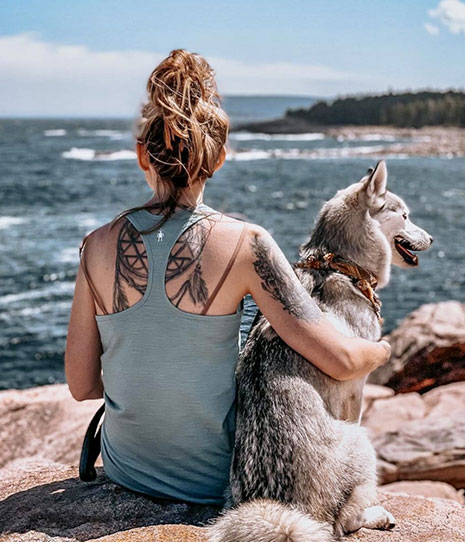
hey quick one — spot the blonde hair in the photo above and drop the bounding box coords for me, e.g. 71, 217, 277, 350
137, 49, 228, 191
112, 49, 229, 232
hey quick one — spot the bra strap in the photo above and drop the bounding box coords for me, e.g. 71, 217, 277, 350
201, 223, 248, 315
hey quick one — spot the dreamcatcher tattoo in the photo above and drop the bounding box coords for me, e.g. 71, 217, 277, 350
112, 214, 218, 313
166, 214, 217, 307
113, 220, 149, 312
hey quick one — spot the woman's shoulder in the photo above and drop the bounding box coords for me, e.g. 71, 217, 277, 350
81, 219, 119, 249
79, 216, 126, 273
208, 208, 267, 237
206, 213, 275, 272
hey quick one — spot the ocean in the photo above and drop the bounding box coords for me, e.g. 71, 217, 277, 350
1, 96, 464, 390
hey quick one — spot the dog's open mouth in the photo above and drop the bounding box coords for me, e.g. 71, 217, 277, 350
394, 236, 419, 266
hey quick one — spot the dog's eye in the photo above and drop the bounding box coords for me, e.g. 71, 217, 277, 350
402, 212, 408, 220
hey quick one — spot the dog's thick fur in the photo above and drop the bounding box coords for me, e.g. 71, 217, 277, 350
207, 161, 432, 542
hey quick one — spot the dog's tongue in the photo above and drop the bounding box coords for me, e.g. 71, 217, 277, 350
395, 238, 418, 265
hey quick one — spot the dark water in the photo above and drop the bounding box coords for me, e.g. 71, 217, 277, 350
1, 97, 464, 389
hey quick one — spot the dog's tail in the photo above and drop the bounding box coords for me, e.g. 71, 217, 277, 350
206, 498, 334, 542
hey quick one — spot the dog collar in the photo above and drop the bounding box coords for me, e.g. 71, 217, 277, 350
294, 252, 383, 324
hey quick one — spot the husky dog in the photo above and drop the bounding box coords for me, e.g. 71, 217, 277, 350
207, 161, 433, 542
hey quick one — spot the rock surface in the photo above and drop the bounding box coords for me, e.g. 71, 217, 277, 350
1, 465, 465, 542
362, 382, 465, 488
2, 370, 465, 540
380, 480, 464, 504
232, 123, 465, 158
369, 301, 465, 392
0, 465, 220, 542
0, 384, 103, 479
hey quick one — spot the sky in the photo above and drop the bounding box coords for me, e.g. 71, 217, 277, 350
1, 0, 465, 116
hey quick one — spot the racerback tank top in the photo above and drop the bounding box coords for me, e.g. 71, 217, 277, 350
96, 203, 243, 504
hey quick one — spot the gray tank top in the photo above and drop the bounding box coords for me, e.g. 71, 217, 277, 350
96, 203, 243, 505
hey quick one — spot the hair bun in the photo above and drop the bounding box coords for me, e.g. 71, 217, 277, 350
146, 49, 217, 149
135, 49, 229, 190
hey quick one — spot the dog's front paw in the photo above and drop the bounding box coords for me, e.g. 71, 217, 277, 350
362, 505, 396, 530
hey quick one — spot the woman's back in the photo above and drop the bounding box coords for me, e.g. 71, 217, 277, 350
84, 204, 247, 504
81, 204, 248, 319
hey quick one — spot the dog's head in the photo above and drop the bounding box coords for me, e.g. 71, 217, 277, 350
356, 160, 433, 269
306, 160, 433, 288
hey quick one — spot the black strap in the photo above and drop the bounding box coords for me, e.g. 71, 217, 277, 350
79, 403, 105, 481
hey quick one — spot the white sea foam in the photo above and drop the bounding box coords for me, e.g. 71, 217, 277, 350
58, 247, 80, 263
359, 134, 397, 141
44, 129, 67, 136
316, 145, 386, 157
0, 281, 75, 306
227, 150, 272, 161
77, 129, 128, 140
62, 148, 95, 160
76, 214, 100, 229
1, 301, 73, 322
337, 133, 397, 142
0, 216, 26, 230
227, 144, 410, 161
230, 132, 325, 141
17, 301, 73, 317
62, 147, 136, 161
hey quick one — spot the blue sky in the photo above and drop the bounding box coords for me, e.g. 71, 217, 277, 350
1, 0, 465, 116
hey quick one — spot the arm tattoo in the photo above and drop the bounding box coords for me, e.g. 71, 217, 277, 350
251, 233, 323, 323
113, 220, 148, 312
166, 215, 217, 307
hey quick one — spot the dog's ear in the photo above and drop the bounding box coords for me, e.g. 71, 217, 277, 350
360, 160, 387, 206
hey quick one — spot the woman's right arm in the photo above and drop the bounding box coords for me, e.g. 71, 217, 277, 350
240, 225, 391, 381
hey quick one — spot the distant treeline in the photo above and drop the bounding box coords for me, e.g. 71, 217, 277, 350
286, 91, 465, 127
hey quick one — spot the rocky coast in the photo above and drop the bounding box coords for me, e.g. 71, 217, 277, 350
232, 122, 465, 158
1, 301, 465, 541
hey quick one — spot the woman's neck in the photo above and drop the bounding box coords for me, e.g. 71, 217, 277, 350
145, 181, 206, 210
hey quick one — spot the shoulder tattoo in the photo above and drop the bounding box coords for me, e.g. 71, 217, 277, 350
166, 215, 217, 307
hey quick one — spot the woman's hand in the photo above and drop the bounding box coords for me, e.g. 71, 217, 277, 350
240, 225, 391, 381
342, 337, 391, 380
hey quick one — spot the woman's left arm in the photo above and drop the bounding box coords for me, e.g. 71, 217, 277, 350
65, 257, 104, 401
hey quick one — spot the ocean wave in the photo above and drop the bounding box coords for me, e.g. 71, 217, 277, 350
0, 281, 76, 306
0, 217, 26, 230
44, 129, 67, 137
336, 133, 397, 142
227, 150, 273, 161
227, 145, 410, 161
58, 247, 80, 263
75, 214, 100, 229
62, 147, 136, 161
229, 132, 325, 141
77, 129, 128, 140
0, 301, 73, 323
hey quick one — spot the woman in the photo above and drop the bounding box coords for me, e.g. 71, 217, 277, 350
65, 49, 390, 505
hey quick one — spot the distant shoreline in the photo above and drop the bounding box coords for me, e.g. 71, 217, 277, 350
231, 124, 465, 158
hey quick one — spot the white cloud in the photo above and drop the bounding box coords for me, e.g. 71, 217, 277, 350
0, 33, 354, 117
429, 0, 465, 35
424, 22, 440, 35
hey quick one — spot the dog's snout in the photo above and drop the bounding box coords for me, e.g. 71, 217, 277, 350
429, 235, 434, 244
